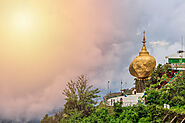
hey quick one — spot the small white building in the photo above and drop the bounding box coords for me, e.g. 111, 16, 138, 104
104, 92, 144, 107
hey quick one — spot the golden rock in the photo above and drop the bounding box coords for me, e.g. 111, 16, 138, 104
129, 31, 156, 79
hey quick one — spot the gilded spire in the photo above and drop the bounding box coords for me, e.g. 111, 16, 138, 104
139, 31, 149, 56
129, 30, 156, 80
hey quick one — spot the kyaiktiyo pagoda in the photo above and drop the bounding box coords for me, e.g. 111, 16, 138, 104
129, 31, 156, 93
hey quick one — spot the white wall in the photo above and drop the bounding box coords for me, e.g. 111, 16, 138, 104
106, 93, 144, 107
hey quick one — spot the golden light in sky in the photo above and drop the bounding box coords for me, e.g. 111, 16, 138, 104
11, 11, 33, 31
0, 0, 109, 120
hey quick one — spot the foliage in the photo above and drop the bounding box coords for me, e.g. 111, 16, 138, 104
145, 89, 160, 104
138, 117, 150, 123
41, 75, 100, 122
41, 114, 57, 123
76, 103, 165, 123
146, 71, 185, 108
62, 75, 100, 119
81, 107, 115, 123
146, 64, 171, 87
57, 101, 166, 123
170, 106, 185, 114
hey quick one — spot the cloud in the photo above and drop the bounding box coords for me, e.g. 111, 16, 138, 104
150, 41, 169, 46
150, 41, 181, 64
0, 0, 138, 121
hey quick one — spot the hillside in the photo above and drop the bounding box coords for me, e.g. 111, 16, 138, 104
41, 65, 185, 122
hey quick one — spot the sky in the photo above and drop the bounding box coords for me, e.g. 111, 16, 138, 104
0, 0, 185, 121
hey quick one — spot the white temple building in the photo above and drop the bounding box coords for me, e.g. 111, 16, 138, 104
103, 89, 144, 107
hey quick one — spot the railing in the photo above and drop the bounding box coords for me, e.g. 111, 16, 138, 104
168, 70, 181, 84
168, 63, 185, 69
103, 94, 122, 106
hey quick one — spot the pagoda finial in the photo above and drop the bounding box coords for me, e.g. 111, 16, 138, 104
139, 31, 149, 56
143, 31, 146, 44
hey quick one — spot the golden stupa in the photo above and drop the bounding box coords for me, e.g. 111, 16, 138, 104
129, 31, 156, 79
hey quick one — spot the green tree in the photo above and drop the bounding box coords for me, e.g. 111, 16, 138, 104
146, 89, 160, 105
41, 114, 56, 123
82, 107, 113, 123
62, 75, 100, 120
146, 70, 185, 108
